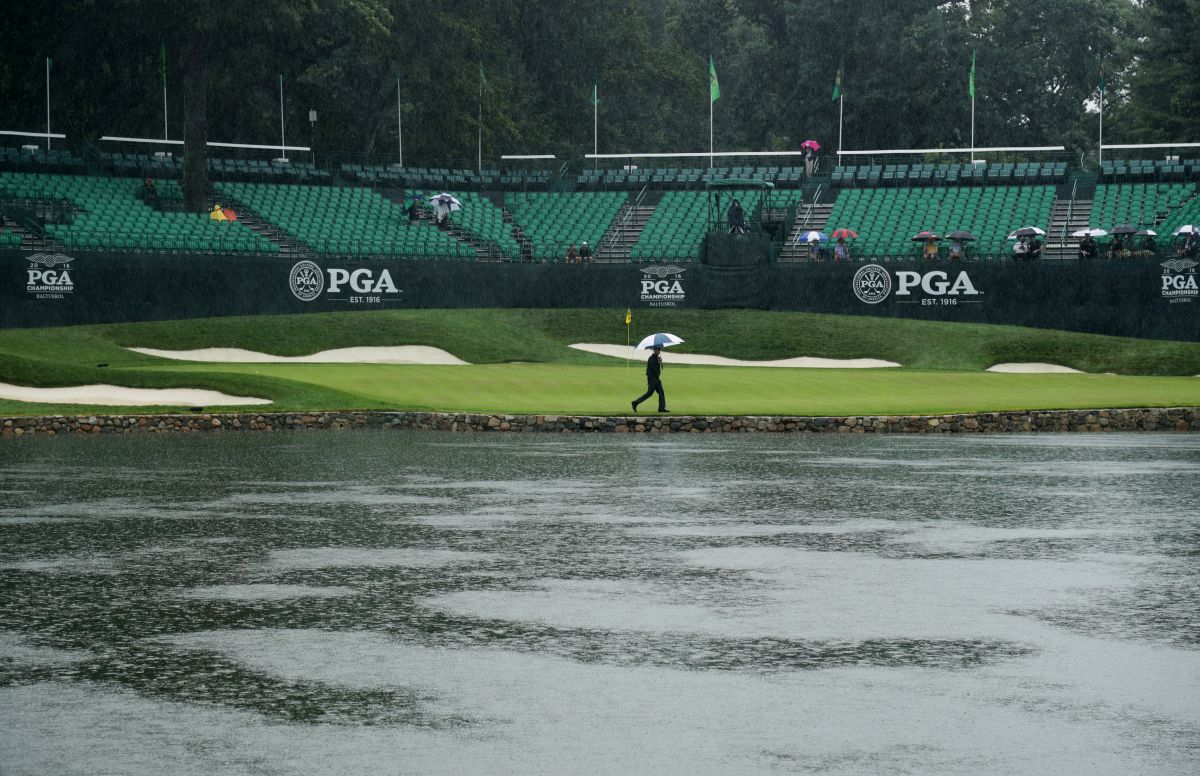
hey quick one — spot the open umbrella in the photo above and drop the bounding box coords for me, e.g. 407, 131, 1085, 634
1173, 224, 1199, 236
635, 332, 684, 351
1071, 228, 1108, 238
1135, 229, 1158, 237
830, 228, 859, 239
912, 231, 940, 241
798, 230, 828, 243
801, 139, 821, 152
1110, 224, 1138, 235
428, 193, 462, 211
945, 230, 977, 241
1007, 226, 1046, 239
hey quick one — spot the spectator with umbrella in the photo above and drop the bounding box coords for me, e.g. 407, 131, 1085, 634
1175, 225, 1199, 258
1109, 224, 1137, 258
1007, 226, 1045, 261
802, 140, 821, 176
1072, 228, 1106, 259
945, 230, 976, 260
830, 228, 858, 261
913, 231, 941, 260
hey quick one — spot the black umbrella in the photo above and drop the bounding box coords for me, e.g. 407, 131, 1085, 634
1007, 226, 1046, 239
1110, 224, 1138, 235
945, 230, 977, 241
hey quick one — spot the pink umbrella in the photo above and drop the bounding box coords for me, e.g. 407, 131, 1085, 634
802, 139, 821, 152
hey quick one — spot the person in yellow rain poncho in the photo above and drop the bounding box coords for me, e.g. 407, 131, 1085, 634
209, 203, 227, 222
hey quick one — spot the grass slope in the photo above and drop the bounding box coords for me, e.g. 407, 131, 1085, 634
1, 309, 1198, 416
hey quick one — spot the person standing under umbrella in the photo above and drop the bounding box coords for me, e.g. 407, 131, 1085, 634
631, 345, 668, 413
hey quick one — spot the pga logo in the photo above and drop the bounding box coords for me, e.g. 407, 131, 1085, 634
289, 261, 398, 302
638, 264, 687, 306
26, 252, 76, 297
853, 264, 980, 304
642, 278, 684, 295
894, 269, 980, 296
1160, 259, 1198, 302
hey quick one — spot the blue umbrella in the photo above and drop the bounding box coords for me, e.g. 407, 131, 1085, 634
798, 230, 829, 243
635, 332, 684, 350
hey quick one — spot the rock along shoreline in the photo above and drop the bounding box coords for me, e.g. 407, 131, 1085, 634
2, 408, 1198, 438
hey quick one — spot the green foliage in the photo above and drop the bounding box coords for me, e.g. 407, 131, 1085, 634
3, 0, 1186, 167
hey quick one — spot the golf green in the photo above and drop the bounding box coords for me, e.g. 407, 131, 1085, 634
138, 362, 1200, 417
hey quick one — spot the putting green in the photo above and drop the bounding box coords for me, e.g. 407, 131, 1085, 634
140, 362, 1200, 416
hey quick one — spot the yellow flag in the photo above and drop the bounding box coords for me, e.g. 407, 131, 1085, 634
624, 309, 632, 325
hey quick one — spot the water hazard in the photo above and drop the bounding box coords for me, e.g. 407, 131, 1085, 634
2, 432, 1198, 774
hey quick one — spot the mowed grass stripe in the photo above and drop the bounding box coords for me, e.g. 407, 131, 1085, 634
140, 362, 1200, 416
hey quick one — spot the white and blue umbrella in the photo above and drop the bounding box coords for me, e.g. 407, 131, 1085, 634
1173, 224, 1199, 236
798, 230, 829, 243
635, 332, 684, 350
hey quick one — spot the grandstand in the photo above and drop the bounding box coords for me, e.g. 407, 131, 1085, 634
1, 143, 1197, 264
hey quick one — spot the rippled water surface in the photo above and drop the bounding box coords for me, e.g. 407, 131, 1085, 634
2, 431, 1199, 775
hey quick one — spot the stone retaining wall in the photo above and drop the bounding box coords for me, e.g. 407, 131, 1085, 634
3, 408, 1198, 438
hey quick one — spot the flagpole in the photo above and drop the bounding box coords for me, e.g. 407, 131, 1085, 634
969, 51, 976, 161
397, 79, 403, 167
45, 57, 51, 151
838, 92, 844, 166
162, 49, 169, 140
278, 74, 287, 161
709, 94, 714, 170
477, 67, 483, 174
1098, 85, 1104, 166
593, 84, 598, 171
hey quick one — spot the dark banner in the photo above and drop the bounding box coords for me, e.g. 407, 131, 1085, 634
2, 249, 1197, 341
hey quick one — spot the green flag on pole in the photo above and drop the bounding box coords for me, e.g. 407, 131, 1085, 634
709, 56, 720, 102
592, 83, 599, 107
480, 65, 486, 86
160, 43, 167, 87
969, 50, 976, 99
1098, 63, 1105, 94
831, 62, 843, 101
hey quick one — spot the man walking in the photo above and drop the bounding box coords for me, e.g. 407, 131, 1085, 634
631, 345, 668, 413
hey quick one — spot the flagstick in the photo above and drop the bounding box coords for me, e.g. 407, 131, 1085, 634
397, 79, 403, 167
45, 57, 51, 151
593, 85, 598, 171
1098, 87, 1104, 166
970, 93, 975, 162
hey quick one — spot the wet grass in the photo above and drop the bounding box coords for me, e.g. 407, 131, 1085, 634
1, 309, 1199, 416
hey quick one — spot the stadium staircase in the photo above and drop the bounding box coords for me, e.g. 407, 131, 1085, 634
230, 206, 314, 259
1044, 176, 1094, 260
598, 190, 658, 261
779, 196, 835, 262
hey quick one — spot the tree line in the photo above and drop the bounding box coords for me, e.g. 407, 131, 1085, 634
1, 0, 1197, 210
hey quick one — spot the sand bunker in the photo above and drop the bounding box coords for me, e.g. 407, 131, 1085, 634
986, 363, 1084, 374
128, 346, 468, 365
0, 382, 271, 407
570, 344, 900, 369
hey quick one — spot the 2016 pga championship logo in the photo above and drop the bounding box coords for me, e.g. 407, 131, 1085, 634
26, 252, 77, 300
639, 264, 686, 307
1160, 258, 1198, 303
